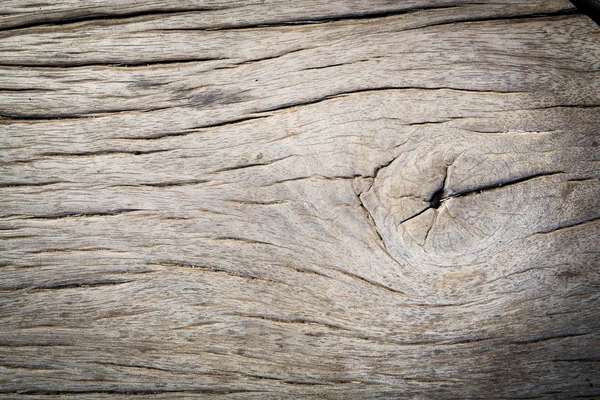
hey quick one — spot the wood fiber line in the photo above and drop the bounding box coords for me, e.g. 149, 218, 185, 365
1, 0, 600, 398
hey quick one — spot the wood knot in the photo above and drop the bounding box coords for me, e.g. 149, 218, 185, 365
359, 142, 571, 266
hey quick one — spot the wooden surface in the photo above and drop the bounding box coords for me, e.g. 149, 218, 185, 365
1, 1, 600, 398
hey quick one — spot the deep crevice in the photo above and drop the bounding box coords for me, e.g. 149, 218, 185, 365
260, 86, 524, 114
35, 280, 131, 290
2, 389, 260, 395
28, 209, 143, 219
0, 181, 65, 188
0, 58, 225, 69
157, 5, 579, 32
155, 4, 464, 31
446, 171, 564, 199
429, 187, 444, 209
39, 149, 171, 157
133, 179, 210, 187
399, 170, 564, 225
2, 4, 578, 35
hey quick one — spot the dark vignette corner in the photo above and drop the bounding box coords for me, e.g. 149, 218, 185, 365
570, 0, 600, 24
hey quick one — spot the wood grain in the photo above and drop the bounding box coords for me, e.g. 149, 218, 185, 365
1, 1, 599, 398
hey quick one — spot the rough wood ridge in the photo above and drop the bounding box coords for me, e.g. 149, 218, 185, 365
1, 0, 599, 398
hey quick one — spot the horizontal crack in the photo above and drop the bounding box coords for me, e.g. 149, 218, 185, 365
0, 106, 171, 121
400, 7, 579, 33
119, 115, 269, 140
209, 155, 294, 174
153, 5, 464, 32
505, 332, 590, 345
148, 261, 284, 284
398, 170, 565, 226
1, 389, 261, 395
34, 280, 131, 290
534, 215, 600, 234
0, 181, 65, 188
261, 86, 525, 114
444, 171, 565, 200
126, 179, 210, 187
329, 265, 407, 296
38, 149, 171, 157
231, 313, 351, 331
212, 236, 281, 247
0, 58, 226, 69
26, 209, 143, 219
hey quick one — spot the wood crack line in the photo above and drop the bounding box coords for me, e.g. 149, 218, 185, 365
23, 209, 143, 220
232, 314, 350, 332
148, 261, 285, 284
0, 58, 226, 69
0, 389, 262, 395
353, 178, 409, 288
534, 215, 600, 235
1, 87, 523, 122
34, 280, 132, 291
1, 280, 132, 292
0, 5, 578, 34
400, 171, 565, 225
0, 5, 463, 33
141, 7, 579, 33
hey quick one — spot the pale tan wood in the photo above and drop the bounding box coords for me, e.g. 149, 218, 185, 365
1, 1, 599, 398
0, 0, 573, 31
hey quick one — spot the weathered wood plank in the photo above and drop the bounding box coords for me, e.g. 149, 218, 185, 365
1, 0, 599, 398
0, 0, 574, 31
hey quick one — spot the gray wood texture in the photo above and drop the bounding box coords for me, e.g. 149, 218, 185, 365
1, 0, 599, 398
